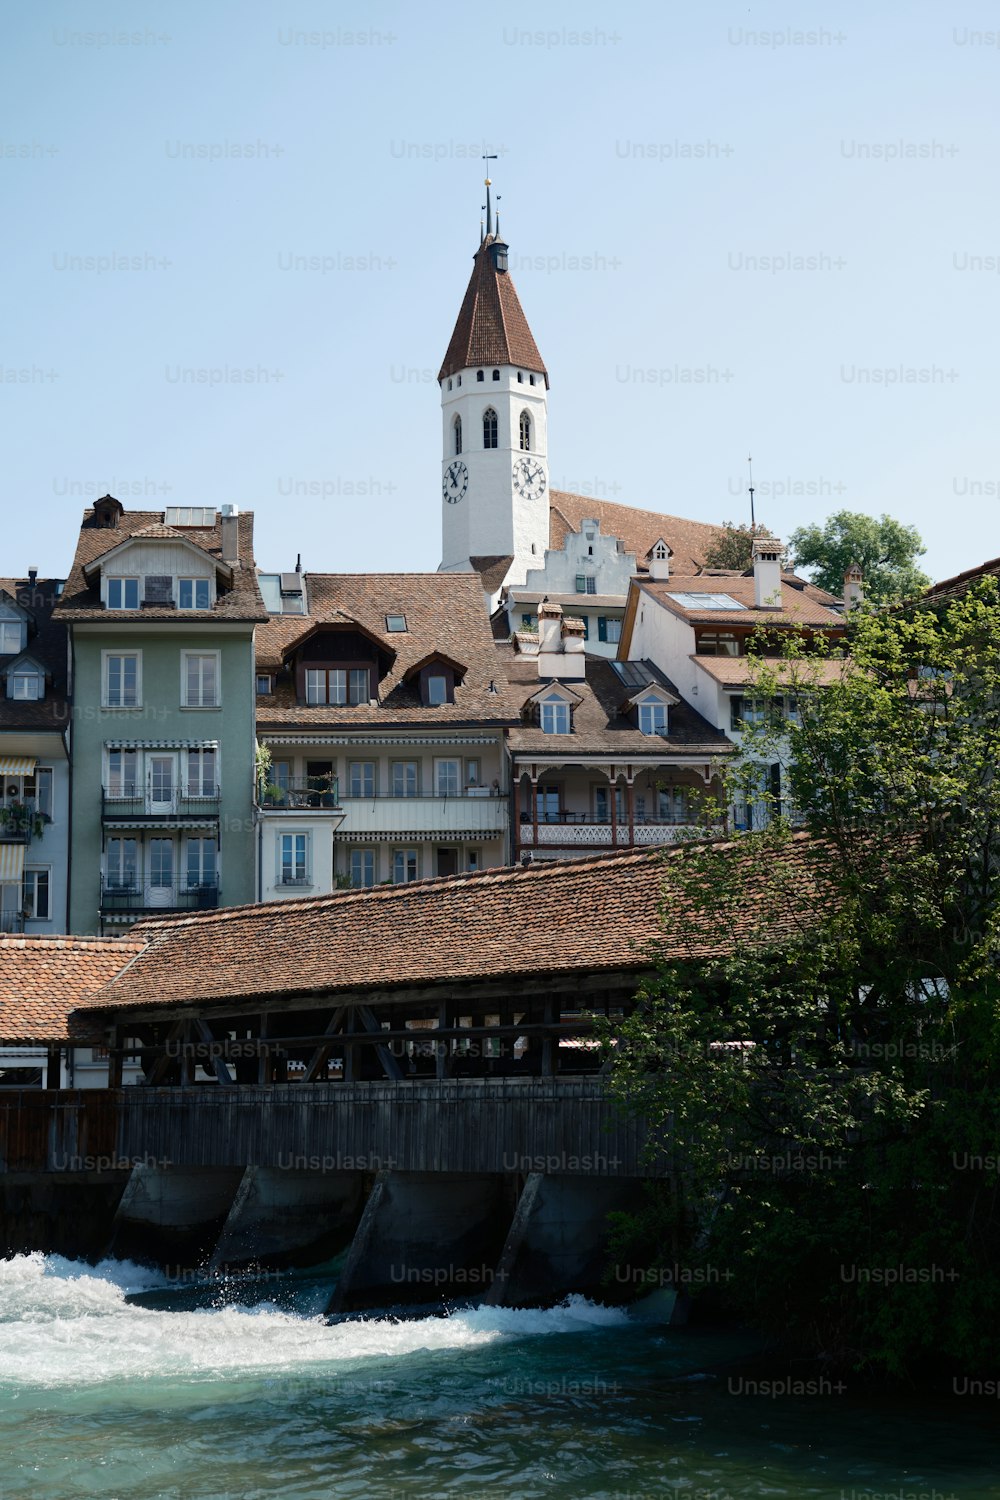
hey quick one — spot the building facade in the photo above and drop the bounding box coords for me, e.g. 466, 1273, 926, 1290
56, 496, 266, 934
254, 572, 515, 895
0, 576, 70, 935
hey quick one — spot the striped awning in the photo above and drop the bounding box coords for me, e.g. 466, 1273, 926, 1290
104, 740, 219, 751
0, 756, 35, 777
0, 844, 26, 882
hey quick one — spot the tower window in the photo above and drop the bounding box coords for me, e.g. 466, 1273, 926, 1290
476, 369, 484, 382
453, 415, 462, 455
447, 378, 453, 391
519, 410, 531, 451
529, 374, 536, 386
483, 408, 498, 449
517, 372, 523, 383
492, 369, 500, 381
457, 376, 462, 387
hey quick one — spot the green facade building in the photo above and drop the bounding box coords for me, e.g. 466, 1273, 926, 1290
57, 496, 266, 935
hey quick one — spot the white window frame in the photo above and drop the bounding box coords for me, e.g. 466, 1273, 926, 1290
540, 697, 571, 735
106, 748, 139, 797
391, 760, 419, 797
348, 761, 376, 798
186, 747, 218, 798
102, 650, 142, 709
22, 867, 50, 921
178, 577, 212, 611
105, 837, 139, 892
349, 848, 377, 888
31, 767, 53, 821
434, 758, 461, 796
0, 618, 24, 655
638, 701, 668, 735
185, 836, 218, 890
181, 650, 221, 709
9, 667, 43, 700
426, 673, 448, 706
279, 831, 310, 886
106, 577, 140, 610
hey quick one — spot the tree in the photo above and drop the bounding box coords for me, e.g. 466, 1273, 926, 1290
700, 521, 783, 572
788, 510, 930, 603
601, 581, 1000, 1379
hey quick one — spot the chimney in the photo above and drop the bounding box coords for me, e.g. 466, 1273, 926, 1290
843, 562, 864, 611
752, 536, 783, 609
27, 566, 38, 587
648, 539, 672, 582
558, 617, 587, 679
538, 601, 564, 676
220, 504, 240, 564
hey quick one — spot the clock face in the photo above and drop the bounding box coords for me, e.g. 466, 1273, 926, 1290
513, 457, 546, 501
443, 460, 468, 504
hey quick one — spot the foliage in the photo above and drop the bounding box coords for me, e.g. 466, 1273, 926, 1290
788, 510, 930, 603
700, 521, 785, 572
600, 580, 1000, 1378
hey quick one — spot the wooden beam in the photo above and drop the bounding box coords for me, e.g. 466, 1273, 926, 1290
192, 1018, 234, 1086
303, 1006, 349, 1084
141, 1018, 187, 1087
356, 1005, 404, 1082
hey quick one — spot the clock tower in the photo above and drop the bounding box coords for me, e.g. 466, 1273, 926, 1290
438, 178, 549, 594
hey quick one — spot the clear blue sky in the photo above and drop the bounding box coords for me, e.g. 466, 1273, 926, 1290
3, 0, 998, 584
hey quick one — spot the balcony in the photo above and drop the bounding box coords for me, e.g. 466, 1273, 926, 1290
99, 880, 221, 916
258, 776, 341, 811
0, 803, 46, 845
0, 911, 25, 933
519, 813, 719, 848
101, 784, 221, 824
335, 791, 508, 838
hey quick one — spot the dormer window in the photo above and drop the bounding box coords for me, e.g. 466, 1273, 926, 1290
483, 408, 498, 449
106, 578, 139, 610
178, 578, 211, 610
427, 674, 448, 706
8, 666, 43, 701
639, 701, 668, 735
305, 667, 370, 706
0, 619, 24, 655
540, 695, 571, 734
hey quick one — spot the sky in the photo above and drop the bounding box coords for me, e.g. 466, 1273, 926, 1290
2, 0, 998, 585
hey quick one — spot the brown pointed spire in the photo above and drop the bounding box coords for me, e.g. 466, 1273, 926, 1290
438, 237, 548, 386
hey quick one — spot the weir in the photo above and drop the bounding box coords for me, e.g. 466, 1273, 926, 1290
0, 1079, 664, 1308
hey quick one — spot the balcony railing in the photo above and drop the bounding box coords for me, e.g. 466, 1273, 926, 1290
520, 810, 695, 826
0, 802, 47, 845
259, 776, 340, 810
335, 792, 507, 837
101, 785, 222, 820
0, 911, 25, 933
99, 880, 221, 914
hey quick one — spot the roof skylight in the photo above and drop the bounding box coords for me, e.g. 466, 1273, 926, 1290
666, 592, 743, 611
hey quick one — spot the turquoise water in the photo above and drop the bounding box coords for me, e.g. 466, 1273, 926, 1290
2, 1254, 999, 1500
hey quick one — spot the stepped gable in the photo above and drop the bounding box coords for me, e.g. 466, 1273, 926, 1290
0, 576, 68, 730
549, 492, 724, 576
255, 572, 520, 727
55, 504, 267, 622
439, 235, 547, 383
0, 935, 143, 1043
78, 834, 829, 1016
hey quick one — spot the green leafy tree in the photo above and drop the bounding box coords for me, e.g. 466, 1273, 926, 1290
601, 581, 1000, 1378
700, 521, 783, 572
788, 510, 930, 603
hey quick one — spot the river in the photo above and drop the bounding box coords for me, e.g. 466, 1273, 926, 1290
1, 1253, 998, 1499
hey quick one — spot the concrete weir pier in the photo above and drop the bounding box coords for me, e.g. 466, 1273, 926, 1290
0, 1081, 660, 1308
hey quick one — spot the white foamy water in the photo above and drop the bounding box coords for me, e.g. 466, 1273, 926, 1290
0, 1252, 632, 1390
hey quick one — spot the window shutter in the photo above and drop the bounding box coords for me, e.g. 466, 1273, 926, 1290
575, 575, 586, 593
597, 617, 607, 642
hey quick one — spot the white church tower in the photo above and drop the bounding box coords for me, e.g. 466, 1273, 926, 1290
438, 176, 549, 595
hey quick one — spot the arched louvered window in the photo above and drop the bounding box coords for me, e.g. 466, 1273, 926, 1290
519, 410, 531, 451
453, 415, 462, 455
483, 408, 498, 449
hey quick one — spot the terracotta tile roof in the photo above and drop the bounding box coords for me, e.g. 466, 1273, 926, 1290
505, 653, 734, 758
439, 237, 548, 383
55, 506, 267, 623
550, 492, 724, 576
921, 555, 1000, 606
255, 573, 521, 729
0, 935, 144, 1043
639, 575, 848, 629
692, 655, 848, 688
0, 578, 69, 733
78, 833, 829, 1015
470, 555, 514, 594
